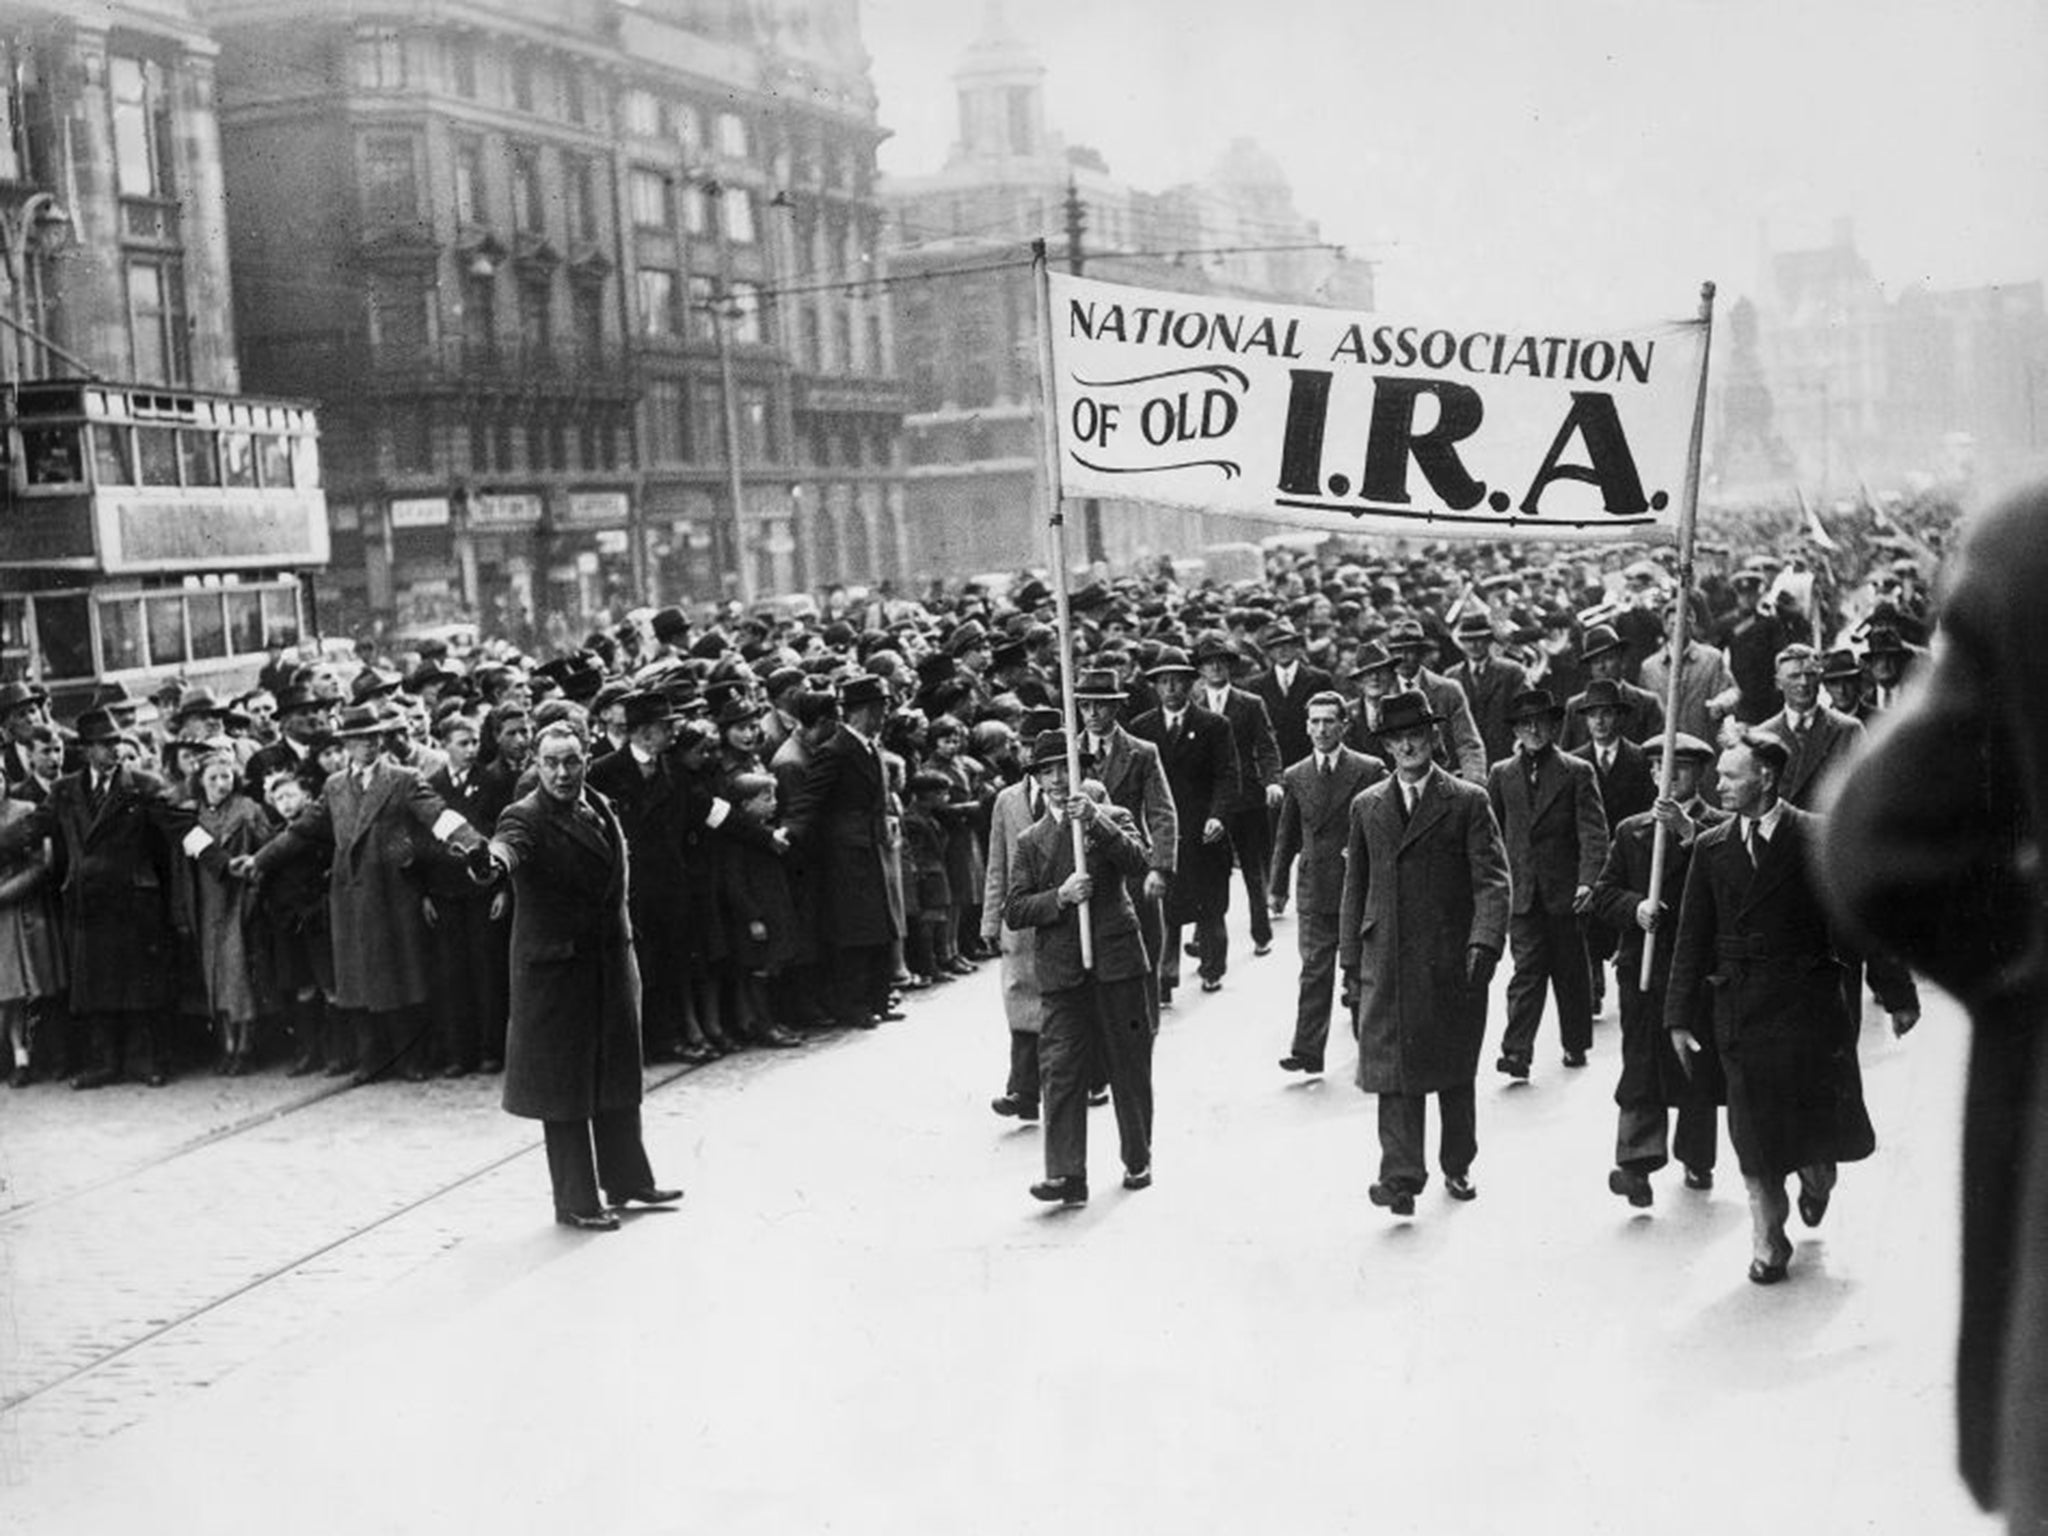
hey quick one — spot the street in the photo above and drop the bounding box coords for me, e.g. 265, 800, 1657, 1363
0, 903, 1995, 1536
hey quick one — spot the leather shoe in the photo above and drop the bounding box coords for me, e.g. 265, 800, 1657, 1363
847, 1013, 881, 1030
1278, 1054, 1323, 1074
442, 1062, 472, 1078
1122, 1165, 1152, 1191
1797, 1186, 1831, 1228
1200, 978, 1222, 993
72, 1068, 118, 1090
1608, 1168, 1654, 1208
1087, 1088, 1109, 1107
875, 1008, 907, 1023
1444, 1175, 1477, 1202
1368, 1182, 1416, 1217
1562, 1050, 1587, 1069
990, 1093, 1039, 1121
1495, 1054, 1530, 1080
1030, 1176, 1088, 1206
760, 1026, 806, 1049
556, 1209, 622, 1232
610, 1187, 683, 1208
1683, 1166, 1714, 1191
1253, 940, 1272, 956
1748, 1238, 1793, 1285
8, 1064, 30, 1088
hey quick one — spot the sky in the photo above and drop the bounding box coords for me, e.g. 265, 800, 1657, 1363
859, 0, 2048, 327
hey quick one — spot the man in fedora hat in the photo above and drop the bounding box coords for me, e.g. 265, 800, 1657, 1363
1489, 687, 1609, 1078
47, 707, 202, 1087
1, 680, 56, 789
1193, 629, 1283, 959
1818, 646, 1870, 723
1447, 609, 1530, 769
1073, 666, 1177, 980
1126, 645, 1238, 1002
1386, 619, 1487, 783
242, 683, 333, 800
1271, 691, 1386, 1076
1339, 689, 1510, 1216
1570, 675, 1657, 1017
782, 673, 903, 1030
1858, 624, 1921, 716
1587, 732, 1728, 1205
1562, 626, 1663, 750
1249, 620, 1334, 775
1005, 730, 1156, 1205
417, 707, 512, 1076
1709, 569, 1787, 724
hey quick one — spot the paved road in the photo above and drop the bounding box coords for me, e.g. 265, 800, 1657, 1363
0, 905, 1996, 1535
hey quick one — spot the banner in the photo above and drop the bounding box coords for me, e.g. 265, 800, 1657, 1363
1046, 272, 1706, 542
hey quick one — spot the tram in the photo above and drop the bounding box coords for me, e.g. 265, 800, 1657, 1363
0, 379, 328, 714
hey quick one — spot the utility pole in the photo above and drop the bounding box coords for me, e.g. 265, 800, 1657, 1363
711, 277, 757, 606
1064, 177, 1106, 566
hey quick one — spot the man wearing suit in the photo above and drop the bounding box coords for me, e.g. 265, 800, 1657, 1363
587, 691, 697, 1061
1248, 621, 1334, 783
782, 674, 902, 1030
1339, 690, 1510, 1216
1489, 688, 1609, 1078
1758, 643, 1861, 810
769, 689, 840, 1030
47, 708, 198, 1087
242, 684, 335, 801
1005, 732, 1156, 1205
1126, 646, 1238, 1001
1446, 610, 1530, 769
1386, 619, 1488, 782
1640, 601, 1737, 742
488, 722, 680, 1232
1074, 667, 1177, 975
1817, 477, 2048, 1521
1, 681, 57, 789
1571, 677, 1658, 1016
1667, 732, 1912, 1286
419, 711, 511, 1075
1193, 630, 1283, 957
1563, 625, 1665, 749
1711, 570, 1787, 724
1270, 692, 1385, 1075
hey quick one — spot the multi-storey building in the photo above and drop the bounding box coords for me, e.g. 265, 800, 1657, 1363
881, 6, 1374, 577
202, 0, 905, 642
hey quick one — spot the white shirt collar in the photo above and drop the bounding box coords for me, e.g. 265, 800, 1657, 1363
1748, 800, 1787, 841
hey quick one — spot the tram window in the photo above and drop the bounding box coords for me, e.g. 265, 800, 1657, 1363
22, 427, 82, 486
145, 594, 187, 665
136, 426, 180, 486
93, 425, 134, 486
257, 434, 293, 488
260, 587, 301, 647
36, 594, 92, 679
292, 434, 320, 489
221, 431, 256, 488
179, 430, 220, 487
99, 597, 146, 672
226, 590, 263, 653
188, 593, 227, 660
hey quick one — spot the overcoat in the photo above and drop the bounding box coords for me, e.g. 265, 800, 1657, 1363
769, 731, 824, 968
1082, 724, 1177, 874
252, 761, 479, 1013
1486, 747, 1609, 915
494, 787, 643, 1123
717, 810, 797, 977
979, 778, 1043, 1034
188, 794, 270, 1025
1447, 655, 1531, 768
1572, 735, 1657, 835
1402, 667, 1488, 783
1004, 804, 1151, 990
1561, 678, 1665, 749
1249, 661, 1336, 769
1269, 745, 1385, 914
783, 723, 899, 948
1198, 684, 1281, 815
1337, 766, 1510, 1096
1756, 703, 1862, 810
1664, 807, 1871, 1179
0, 797, 63, 1003
48, 765, 193, 1013
1126, 704, 1237, 927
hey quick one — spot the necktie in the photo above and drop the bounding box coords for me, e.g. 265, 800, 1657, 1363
1399, 781, 1416, 823
1742, 820, 1757, 867
1320, 755, 1332, 778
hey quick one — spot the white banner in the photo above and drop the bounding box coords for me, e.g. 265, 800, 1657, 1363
1046, 272, 1705, 542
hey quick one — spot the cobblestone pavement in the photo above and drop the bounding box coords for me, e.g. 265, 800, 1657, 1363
0, 909, 1999, 1535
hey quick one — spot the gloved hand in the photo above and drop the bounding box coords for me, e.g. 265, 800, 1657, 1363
1466, 945, 1499, 988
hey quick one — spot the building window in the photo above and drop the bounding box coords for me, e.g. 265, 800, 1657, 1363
716, 111, 748, 160
461, 270, 496, 361
799, 307, 821, 372
866, 314, 884, 374
111, 55, 175, 200
352, 26, 405, 91
510, 144, 544, 234
562, 67, 585, 126
683, 181, 712, 237
392, 406, 434, 473
622, 88, 660, 137
636, 268, 675, 338
686, 274, 716, 341
644, 379, 685, 464
361, 135, 418, 226
722, 186, 756, 244
0, 40, 48, 185
447, 34, 477, 98
688, 385, 723, 462
453, 138, 485, 225
126, 258, 187, 385
671, 100, 702, 152
368, 270, 431, 355
729, 280, 764, 345
628, 167, 671, 230
736, 385, 772, 465
565, 155, 598, 243
571, 282, 604, 360
834, 309, 853, 378
510, 51, 534, 113
517, 278, 551, 360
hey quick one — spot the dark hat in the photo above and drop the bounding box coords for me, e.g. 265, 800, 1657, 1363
73, 707, 121, 744
1348, 640, 1395, 677
1069, 581, 1111, 614
1386, 618, 1434, 653
1579, 624, 1625, 660
915, 652, 958, 687
170, 687, 227, 725
1145, 645, 1197, 678
0, 680, 48, 715
589, 679, 634, 716
1819, 647, 1864, 681
1863, 625, 1907, 658
350, 668, 402, 703
1019, 706, 1063, 738
1191, 630, 1236, 666
1072, 668, 1127, 702
687, 632, 729, 661
1026, 729, 1070, 770
764, 665, 808, 698
1453, 610, 1497, 640
86, 680, 139, 711
1375, 690, 1442, 736
1506, 688, 1566, 723
1571, 678, 1635, 714
716, 694, 764, 729
651, 606, 691, 641
990, 638, 1029, 671
820, 620, 858, 650
1669, 732, 1716, 764
944, 619, 989, 656
333, 702, 399, 738
405, 662, 456, 695
1012, 578, 1051, 612
273, 684, 325, 717
1261, 620, 1303, 648
839, 674, 888, 711
621, 691, 674, 731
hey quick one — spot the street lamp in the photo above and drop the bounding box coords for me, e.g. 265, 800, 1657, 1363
0, 191, 73, 381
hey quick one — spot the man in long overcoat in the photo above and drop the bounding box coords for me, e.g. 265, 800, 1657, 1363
1816, 475, 2048, 1524
1075, 666, 1177, 980
1571, 677, 1657, 1016
782, 674, 901, 1030
1127, 646, 1237, 1002
1665, 732, 1909, 1287
1270, 692, 1384, 1076
490, 722, 678, 1231
1194, 630, 1283, 960
1445, 610, 1530, 769
250, 702, 485, 1082
1339, 690, 1510, 1217
769, 688, 840, 1030
47, 708, 197, 1087
1248, 620, 1334, 782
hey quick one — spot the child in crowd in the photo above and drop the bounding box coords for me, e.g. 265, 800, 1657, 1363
718, 771, 803, 1050
901, 769, 957, 987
